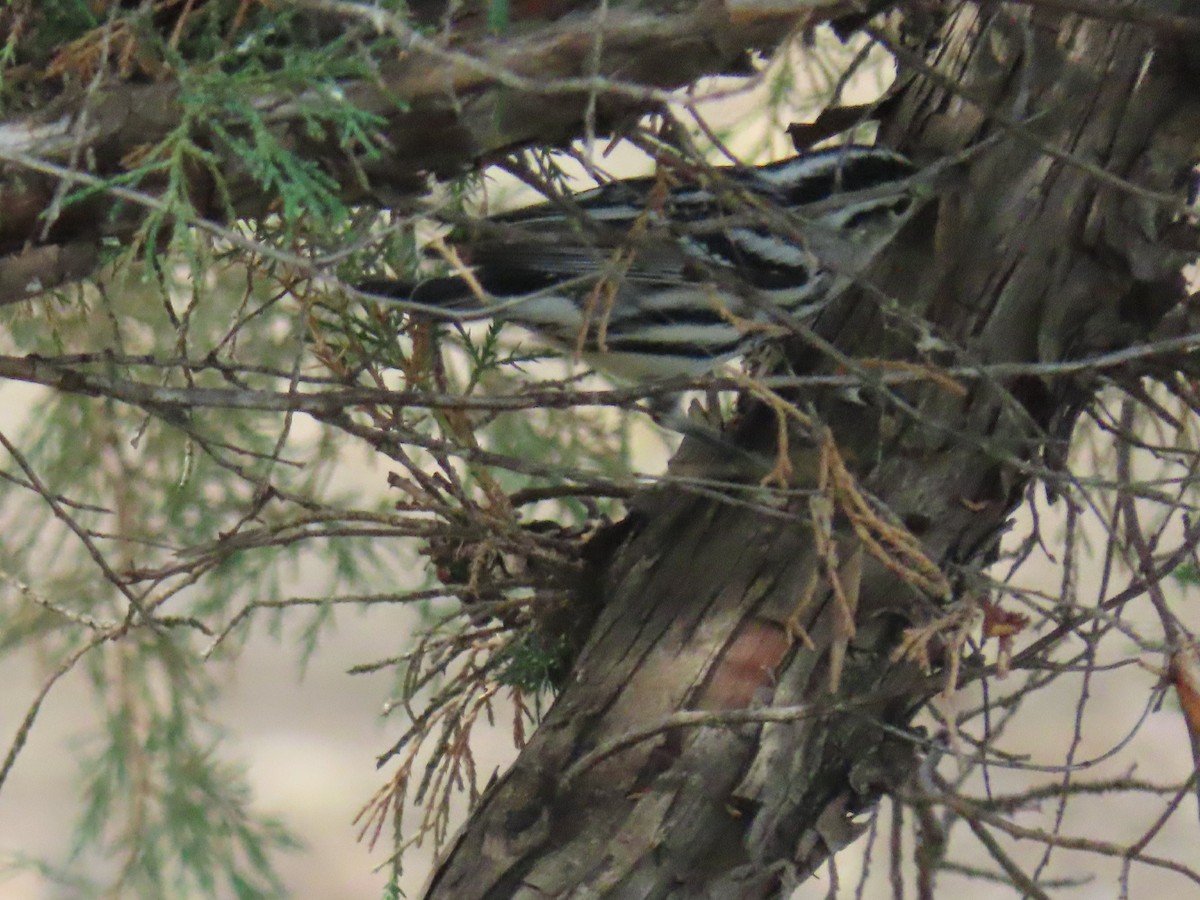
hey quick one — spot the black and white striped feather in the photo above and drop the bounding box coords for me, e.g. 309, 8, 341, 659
362, 145, 918, 380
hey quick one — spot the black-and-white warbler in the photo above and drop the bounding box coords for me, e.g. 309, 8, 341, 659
362, 145, 918, 381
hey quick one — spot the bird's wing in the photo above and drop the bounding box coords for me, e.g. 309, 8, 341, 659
364, 145, 916, 317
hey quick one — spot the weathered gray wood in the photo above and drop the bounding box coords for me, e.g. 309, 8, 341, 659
423, 4, 1200, 896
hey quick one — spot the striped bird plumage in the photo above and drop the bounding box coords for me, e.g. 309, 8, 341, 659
363, 145, 918, 380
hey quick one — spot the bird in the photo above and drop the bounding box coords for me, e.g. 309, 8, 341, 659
360, 144, 919, 384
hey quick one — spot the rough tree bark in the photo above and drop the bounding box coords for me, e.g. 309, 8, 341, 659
423, 4, 1200, 897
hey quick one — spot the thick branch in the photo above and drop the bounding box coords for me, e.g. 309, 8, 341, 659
0, 0, 839, 303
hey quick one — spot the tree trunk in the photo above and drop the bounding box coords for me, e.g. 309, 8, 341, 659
425, 5, 1200, 897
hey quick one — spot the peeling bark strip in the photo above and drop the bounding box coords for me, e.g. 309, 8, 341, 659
424, 4, 1200, 897
0, 0, 842, 305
